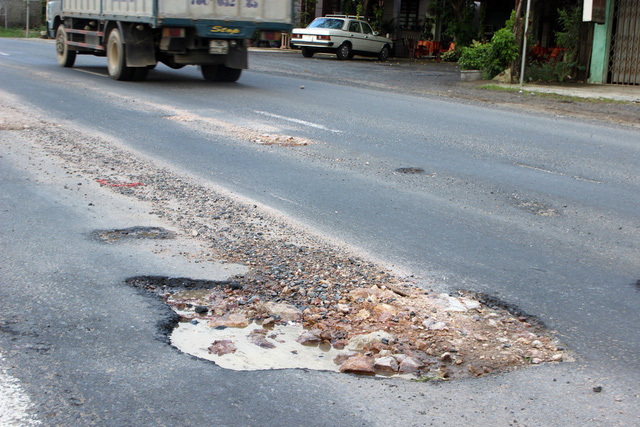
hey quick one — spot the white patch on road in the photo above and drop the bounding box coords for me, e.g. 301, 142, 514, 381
255, 111, 343, 134
171, 321, 352, 372
0, 354, 41, 426
0, 51, 9, 56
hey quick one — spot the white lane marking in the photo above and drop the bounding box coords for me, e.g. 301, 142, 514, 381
255, 111, 343, 133
514, 162, 601, 184
0, 52, 10, 56
74, 69, 106, 77
0, 354, 41, 426
268, 192, 303, 207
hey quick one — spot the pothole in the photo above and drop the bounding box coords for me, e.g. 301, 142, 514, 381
129, 276, 567, 380
511, 196, 559, 217
125, 276, 242, 294
92, 227, 177, 243
395, 167, 427, 174
251, 134, 310, 146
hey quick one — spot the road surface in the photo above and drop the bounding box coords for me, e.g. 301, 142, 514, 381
1, 38, 639, 424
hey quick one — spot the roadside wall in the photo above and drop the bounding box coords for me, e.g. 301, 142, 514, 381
0, 0, 42, 28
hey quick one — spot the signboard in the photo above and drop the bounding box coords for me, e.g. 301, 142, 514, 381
583, 0, 607, 24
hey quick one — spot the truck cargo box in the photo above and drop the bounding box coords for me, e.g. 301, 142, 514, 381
61, 0, 292, 27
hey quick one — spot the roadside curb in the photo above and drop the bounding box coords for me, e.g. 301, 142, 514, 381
490, 83, 640, 103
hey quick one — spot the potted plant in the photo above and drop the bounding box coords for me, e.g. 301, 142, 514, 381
458, 41, 489, 81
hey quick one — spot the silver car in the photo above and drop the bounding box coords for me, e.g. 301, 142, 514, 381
291, 15, 393, 61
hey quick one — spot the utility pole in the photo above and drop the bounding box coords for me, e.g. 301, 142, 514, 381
518, 0, 532, 89
26, 0, 30, 37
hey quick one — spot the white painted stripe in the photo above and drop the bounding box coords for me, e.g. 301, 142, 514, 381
514, 162, 601, 184
255, 111, 342, 133
74, 69, 105, 77
0, 52, 10, 56
0, 354, 41, 425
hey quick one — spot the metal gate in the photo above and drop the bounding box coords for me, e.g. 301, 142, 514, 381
609, 0, 640, 84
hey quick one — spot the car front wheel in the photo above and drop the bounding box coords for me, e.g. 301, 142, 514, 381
301, 47, 315, 58
336, 43, 352, 60
378, 45, 390, 61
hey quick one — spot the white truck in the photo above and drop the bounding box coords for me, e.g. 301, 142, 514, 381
46, 0, 293, 81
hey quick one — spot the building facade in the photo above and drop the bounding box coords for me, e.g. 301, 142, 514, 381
589, 0, 639, 84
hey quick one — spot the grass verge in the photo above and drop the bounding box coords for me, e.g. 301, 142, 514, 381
0, 26, 46, 38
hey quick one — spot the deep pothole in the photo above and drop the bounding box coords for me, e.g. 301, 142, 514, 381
92, 226, 177, 243
128, 275, 567, 381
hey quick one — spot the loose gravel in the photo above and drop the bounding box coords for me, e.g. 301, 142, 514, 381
2, 103, 566, 380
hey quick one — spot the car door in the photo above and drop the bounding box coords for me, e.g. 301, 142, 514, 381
346, 20, 365, 51
360, 22, 383, 53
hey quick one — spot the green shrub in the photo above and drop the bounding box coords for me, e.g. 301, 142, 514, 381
485, 28, 518, 79
458, 41, 489, 70
440, 49, 462, 62
526, 61, 572, 83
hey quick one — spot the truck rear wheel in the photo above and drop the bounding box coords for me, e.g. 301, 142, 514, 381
201, 65, 242, 82
56, 24, 76, 68
106, 28, 133, 81
132, 67, 149, 81
215, 65, 242, 82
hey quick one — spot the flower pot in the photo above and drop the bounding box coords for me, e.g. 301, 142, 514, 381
460, 70, 483, 81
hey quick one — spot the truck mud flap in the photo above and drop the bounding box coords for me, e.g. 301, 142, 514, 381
225, 44, 248, 70
122, 23, 156, 67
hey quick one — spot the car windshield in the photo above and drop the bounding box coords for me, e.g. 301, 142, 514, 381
308, 18, 345, 30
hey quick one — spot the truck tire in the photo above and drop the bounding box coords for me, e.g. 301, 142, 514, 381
106, 28, 133, 81
215, 65, 242, 82
201, 65, 242, 82
132, 67, 149, 81
55, 24, 76, 68
201, 64, 218, 81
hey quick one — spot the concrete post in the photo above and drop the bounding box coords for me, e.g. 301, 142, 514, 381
588, 0, 615, 84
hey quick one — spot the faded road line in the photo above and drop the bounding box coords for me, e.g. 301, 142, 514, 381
255, 111, 343, 133
74, 69, 106, 77
514, 162, 602, 184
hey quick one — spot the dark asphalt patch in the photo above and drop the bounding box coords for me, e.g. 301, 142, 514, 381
92, 226, 177, 243
123, 275, 243, 343
125, 276, 242, 295
395, 167, 426, 174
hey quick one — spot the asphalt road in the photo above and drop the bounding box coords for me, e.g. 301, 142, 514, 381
1, 38, 640, 424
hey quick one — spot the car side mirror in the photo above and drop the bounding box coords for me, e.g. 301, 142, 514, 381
373, 31, 379, 36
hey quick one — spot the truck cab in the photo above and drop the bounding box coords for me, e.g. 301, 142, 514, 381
45, 0, 61, 39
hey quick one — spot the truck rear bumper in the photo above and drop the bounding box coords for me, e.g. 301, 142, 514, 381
160, 18, 293, 39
